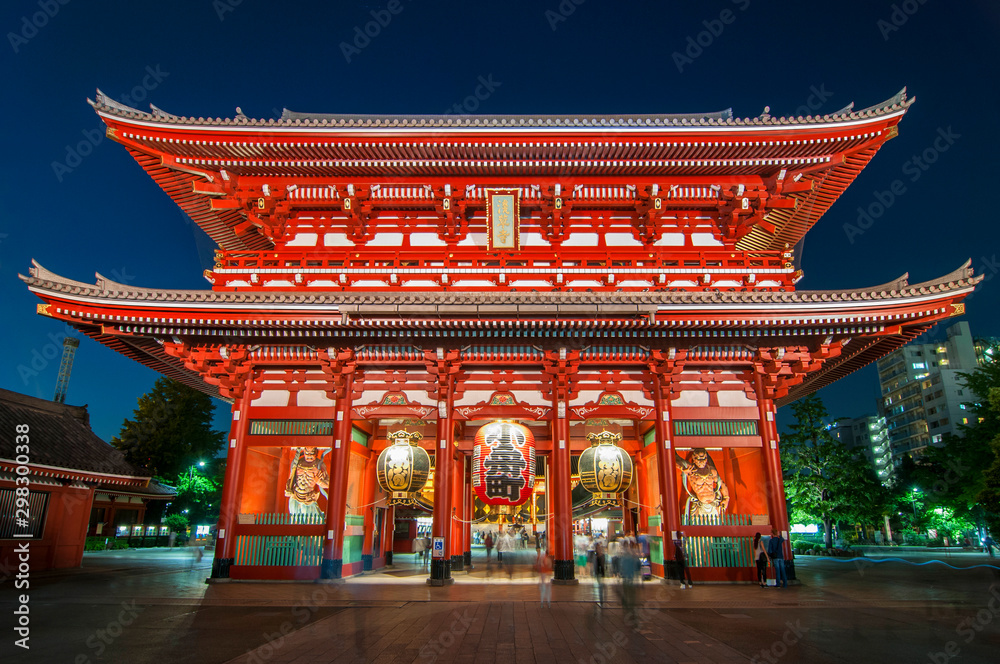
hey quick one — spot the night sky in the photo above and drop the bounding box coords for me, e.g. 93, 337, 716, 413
1, 0, 997, 441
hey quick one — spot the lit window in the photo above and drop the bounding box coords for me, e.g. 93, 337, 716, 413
912, 362, 926, 369
962, 418, 968, 425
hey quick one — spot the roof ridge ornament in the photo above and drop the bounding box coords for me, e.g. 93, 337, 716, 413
149, 103, 178, 119
90, 89, 145, 116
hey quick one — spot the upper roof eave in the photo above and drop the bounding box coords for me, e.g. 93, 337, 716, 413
88, 89, 913, 136
21, 259, 980, 314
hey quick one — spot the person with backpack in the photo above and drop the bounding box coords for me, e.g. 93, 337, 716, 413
767, 529, 787, 588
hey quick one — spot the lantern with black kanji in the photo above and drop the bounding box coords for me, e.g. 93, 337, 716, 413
376, 429, 430, 506
472, 420, 535, 506
579, 428, 633, 507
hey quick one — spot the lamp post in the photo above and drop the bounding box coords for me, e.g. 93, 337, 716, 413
910, 487, 921, 519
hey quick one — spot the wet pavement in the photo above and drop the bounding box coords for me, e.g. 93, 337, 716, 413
4, 547, 1000, 663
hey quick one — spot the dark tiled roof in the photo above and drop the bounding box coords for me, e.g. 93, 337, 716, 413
89, 89, 912, 131
0, 388, 147, 479
96, 480, 176, 497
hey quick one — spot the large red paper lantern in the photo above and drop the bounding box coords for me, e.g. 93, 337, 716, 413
472, 420, 535, 506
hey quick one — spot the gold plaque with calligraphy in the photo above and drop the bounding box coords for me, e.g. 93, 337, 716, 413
486, 188, 520, 251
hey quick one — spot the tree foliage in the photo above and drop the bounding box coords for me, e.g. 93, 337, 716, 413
781, 393, 891, 548
165, 461, 223, 525
968, 350, 1000, 535
111, 377, 224, 479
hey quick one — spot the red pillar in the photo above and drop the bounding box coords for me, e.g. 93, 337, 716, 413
450, 453, 464, 571
652, 373, 680, 562
321, 372, 354, 580
212, 395, 252, 579
635, 453, 649, 533
755, 374, 792, 558
463, 458, 473, 568
430, 391, 455, 584
621, 494, 634, 536
384, 505, 395, 565
550, 398, 574, 583
360, 454, 378, 571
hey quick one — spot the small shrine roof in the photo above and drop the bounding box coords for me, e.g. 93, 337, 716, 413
0, 388, 164, 485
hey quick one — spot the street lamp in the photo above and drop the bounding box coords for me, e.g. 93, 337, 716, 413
910, 487, 921, 518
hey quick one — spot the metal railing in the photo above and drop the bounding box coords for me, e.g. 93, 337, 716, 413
234, 535, 324, 566
681, 513, 768, 527
237, 512, 326, 525
685, 535, 754, 568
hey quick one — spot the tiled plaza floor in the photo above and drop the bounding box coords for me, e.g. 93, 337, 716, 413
6, 547, 1000, 663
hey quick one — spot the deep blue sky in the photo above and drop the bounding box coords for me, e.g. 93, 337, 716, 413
1, 0, 997, 440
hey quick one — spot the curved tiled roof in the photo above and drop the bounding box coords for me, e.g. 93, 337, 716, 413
20, 259, 978, 311
90, 89, 912, 131
0, 388, 155, 482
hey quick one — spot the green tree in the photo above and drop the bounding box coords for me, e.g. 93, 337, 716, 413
165, 461, 223, 526
111, 377, 224, 479
968, 348, 1000, 535
781, 394, 890, 548
163, 513, 190, 534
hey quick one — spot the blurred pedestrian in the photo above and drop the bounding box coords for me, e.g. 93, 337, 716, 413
485, 531, 494, 562
674, 531, 693, 589
189, 540, 203, 568
413, 535, 426, 564
593, 537, 607, 605
537, 550, 552, 608
619, 537, 639, 617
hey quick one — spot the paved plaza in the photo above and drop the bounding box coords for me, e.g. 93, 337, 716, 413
4, 547, 1000, 663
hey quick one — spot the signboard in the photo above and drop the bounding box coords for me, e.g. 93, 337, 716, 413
432, 537, 445, 559
486, 188, 520, 250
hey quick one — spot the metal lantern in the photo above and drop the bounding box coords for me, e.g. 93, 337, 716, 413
579, 428, 633, 507
376, 429, 430, 506
472, 420, 536, 506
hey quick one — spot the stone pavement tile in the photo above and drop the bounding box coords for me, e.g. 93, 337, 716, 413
214, 600, 751, 664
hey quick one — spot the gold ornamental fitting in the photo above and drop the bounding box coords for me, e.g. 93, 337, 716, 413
585, 428, 623, 447
589, 493, 619, 508
387, 429, 424, 444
